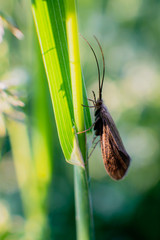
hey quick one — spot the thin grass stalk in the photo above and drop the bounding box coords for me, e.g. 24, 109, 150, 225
65, 0, 94, 239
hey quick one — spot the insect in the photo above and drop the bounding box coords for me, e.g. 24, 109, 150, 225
79, 36, 131, 180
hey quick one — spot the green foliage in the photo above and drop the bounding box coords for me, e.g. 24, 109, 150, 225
32, 0, 92, 166
32, 0, 93, 239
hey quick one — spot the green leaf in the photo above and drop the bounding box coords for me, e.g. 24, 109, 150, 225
31, 0, 92, 167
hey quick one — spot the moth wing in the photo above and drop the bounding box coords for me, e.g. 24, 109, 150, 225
102, 107, 130, 159
101, 125, 130, 180
100, 108, 130, 180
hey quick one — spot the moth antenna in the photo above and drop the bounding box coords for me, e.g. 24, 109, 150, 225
94, 36, 105, 100
80, 34, 101, 96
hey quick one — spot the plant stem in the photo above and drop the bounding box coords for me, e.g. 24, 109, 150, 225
65, 0, 94, 239
74, 166, 94, 240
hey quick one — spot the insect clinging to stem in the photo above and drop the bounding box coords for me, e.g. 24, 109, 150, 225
79, 35, 131, 180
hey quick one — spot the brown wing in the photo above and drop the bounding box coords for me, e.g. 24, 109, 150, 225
100, 110, 130, 180
101, 105, 129, 154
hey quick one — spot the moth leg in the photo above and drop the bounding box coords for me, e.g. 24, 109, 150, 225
88, 139, 100, 159
92, 91, 96, 102
83, 96, 95, 104
87, 98, 96, 105
77, 117, 100, 134
81, 104, 95, 108
92, 135, 98, 144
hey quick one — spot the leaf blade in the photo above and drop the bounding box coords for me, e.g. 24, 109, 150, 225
31, 0, 91, 165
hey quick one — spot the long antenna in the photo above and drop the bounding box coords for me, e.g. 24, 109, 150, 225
80, 34, 101, 95
94, 36, 105, 100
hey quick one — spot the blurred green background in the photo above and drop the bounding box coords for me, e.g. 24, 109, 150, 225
0, 0, 160, 239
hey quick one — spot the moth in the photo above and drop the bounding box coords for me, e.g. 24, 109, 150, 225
80, 36, 130, 180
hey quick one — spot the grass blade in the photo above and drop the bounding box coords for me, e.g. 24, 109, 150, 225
31, 0, 92, 167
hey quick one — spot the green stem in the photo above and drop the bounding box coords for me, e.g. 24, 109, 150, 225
65, 0, 94, 239
74, 166, 94, 240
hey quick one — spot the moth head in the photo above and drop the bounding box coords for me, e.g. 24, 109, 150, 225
95, 98, 103, 109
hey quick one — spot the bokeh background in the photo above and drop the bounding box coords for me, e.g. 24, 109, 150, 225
0, 0, 160, 239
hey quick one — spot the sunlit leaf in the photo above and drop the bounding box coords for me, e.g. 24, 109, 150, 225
32, 0, 92, 167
